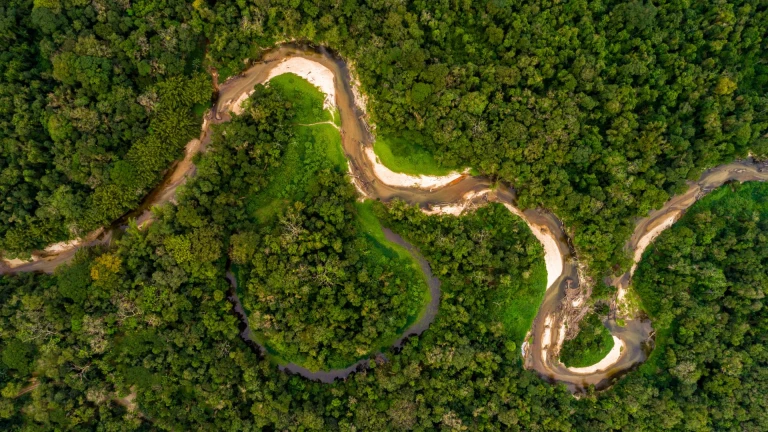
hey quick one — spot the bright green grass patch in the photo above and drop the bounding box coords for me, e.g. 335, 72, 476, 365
268, 73, 332, 124
239, 74, 430, 369
560, 311, 615, 368
373, 131, 461, 176
248, 72, 342, 221
249, 124, 345, 223
491, 258, 547, 345
356, 200, 430, 321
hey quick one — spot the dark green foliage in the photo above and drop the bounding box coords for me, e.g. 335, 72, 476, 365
559, 310, 614, 368
582, 182, 768, 431
206, 0, 768, 279
55, 255, 90, 304
2, 0, 768, 430
0, 0, 209, 256
1, 339, 33, 375
240, 171, 426, 370
381, 201, 547, 344
2, 108, 768, 432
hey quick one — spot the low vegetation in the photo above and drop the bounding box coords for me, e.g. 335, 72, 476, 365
373, 131, 460, 176
559, 305, 615, 368
3, 0, 768, 430
230, 75, 429, 370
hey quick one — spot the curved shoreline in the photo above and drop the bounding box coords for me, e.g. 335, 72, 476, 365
528, 159, 768, 392
566, 336, 624, 375
2, 43, 767, 391
226, 227, 441, 383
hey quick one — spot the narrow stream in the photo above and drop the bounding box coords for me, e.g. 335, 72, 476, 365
2, 43, 767, 391
225, 227, 441, 383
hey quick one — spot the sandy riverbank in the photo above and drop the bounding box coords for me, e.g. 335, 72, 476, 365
502, 203, 563, 290
566, 336, 625, 374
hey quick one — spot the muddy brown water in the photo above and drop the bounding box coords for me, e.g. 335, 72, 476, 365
2, 43, 768, 390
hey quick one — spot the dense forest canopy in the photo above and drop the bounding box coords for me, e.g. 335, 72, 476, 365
2, 0, 766, 273
0, 0, 209, 256
204, 0, 768, 276
223, 76, 429, 370
632, 182, 768, 431
1, 0, 768, 430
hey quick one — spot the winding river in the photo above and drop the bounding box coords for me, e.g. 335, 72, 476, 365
2, 43, 767, 391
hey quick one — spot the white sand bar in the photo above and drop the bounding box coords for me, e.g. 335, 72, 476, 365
502, 203, 563, 291
229, 57, 338, 116
566, 336, 625, 374
266, 57, 337, 109
365, 147, 466, 190
630, 212, 680, 275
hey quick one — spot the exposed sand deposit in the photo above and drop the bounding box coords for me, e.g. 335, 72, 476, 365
4, 43, 768, 395
365, 147, 468, 190
226, 57, 337, 116
630, 212, 680, 276
566, 336, 625, 374
502, 203, 563, 291
421, 190, 489, 216
267, 57, 337, 109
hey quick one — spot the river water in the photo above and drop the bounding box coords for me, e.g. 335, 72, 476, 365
226, 227, 441, 383
2, 43, 767, 390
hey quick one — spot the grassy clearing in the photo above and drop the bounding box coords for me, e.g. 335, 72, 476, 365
268, 73, 331, 124
248, 124, 346, 223
238, 75, 431, 369
356, 200, 429, 324
491, 258, 548, 345
247, 73, 343, 221
560, 311, 615, 368
373, 131, 461, 176
246, 73, 345, 224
